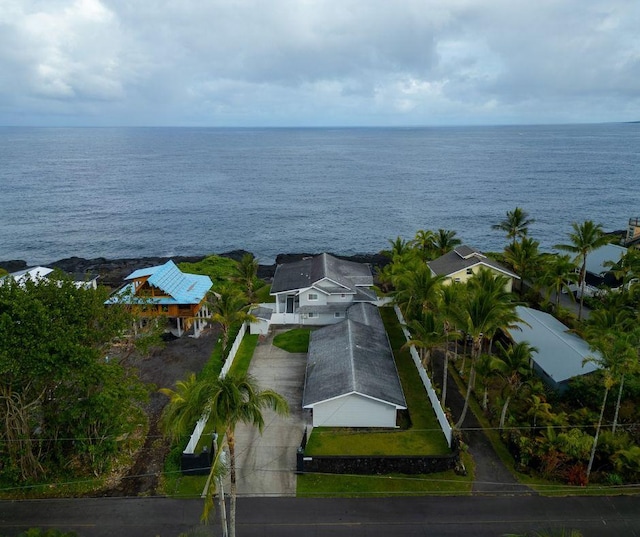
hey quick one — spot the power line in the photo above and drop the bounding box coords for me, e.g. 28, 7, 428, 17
3, 420, 639, 443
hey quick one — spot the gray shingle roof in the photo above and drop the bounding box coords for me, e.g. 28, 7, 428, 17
271, 253, 373, 294
347, 302, 386, 331
428, 245, 519, 279
250, 306, 274, 320
302, 305, 406, 409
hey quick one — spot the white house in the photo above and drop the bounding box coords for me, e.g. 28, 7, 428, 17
251, 253, 377, 333
2, 266, 99, 289
302, 303, 406, 428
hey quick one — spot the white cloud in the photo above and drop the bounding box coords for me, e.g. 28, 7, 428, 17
0, 0, 639, 125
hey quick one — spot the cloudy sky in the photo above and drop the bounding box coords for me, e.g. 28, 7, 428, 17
1, 0, 639, 126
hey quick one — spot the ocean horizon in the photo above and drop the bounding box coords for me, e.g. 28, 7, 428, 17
1, 123, 638, 266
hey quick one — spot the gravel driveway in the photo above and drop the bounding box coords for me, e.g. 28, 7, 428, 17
231, 330, 308, 497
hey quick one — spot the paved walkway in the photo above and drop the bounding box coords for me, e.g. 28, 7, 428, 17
432, 349, 534, 496
231, 331, 308, 497
233, 325, 538, 498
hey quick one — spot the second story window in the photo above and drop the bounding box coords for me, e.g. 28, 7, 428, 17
308, 293, 318, 301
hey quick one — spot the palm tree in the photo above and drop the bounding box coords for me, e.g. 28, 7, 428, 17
234, 253, 259, 302
450, 271, 520, 428
383, 236, 411, 260
585, 312, 639, 434
492, 207, 535, 246
160, 374, 229, 535
207, 373, 288, 537
439, 283, 463, 407
393, 263, 445, 320
411, 229, 436, 260
504, 237, 541, 296
538, 254, 579, 310
583, 332, 638, 481
526, 393, 554, 430
555, 220, 610, 320
209, 289, 256, 356
474, 353, 496, 411
603, 248, 640, 294
159, 373, 210, 442
433, 228, 462, 257
490, 341, 537, 430
585, 365, 614, 483
403, 310, 446, 378
161, 373, 289, 537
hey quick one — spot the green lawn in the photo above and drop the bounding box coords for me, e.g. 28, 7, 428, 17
298, 307, 456, 496
304, 308, 450, 457
273, 328, 311, 353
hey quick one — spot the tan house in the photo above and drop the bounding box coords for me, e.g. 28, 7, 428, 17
427, 245, 518, 292
625, 217, 640, 249
107, 260, 212, 338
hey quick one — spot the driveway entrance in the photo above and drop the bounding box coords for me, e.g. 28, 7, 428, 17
232, 330, 308, 496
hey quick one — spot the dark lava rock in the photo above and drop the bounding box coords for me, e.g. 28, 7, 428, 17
0, 260, 27, 273
2, 250, 389, 288
49, 255, 208, 289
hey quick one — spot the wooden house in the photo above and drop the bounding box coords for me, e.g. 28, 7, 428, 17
107, 260, 212, 338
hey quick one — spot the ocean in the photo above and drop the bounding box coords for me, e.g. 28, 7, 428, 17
1, 123, 638, 265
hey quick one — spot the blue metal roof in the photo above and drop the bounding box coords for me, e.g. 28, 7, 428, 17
110, 260, 212, 305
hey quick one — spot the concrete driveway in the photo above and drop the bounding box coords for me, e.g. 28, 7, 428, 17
231, 330, 308, 497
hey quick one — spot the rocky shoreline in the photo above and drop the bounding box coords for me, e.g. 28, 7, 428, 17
1, 250, 389, 289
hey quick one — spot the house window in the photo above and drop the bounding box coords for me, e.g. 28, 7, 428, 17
308, 312, 318, 319
341, 293, 346, 298
466, 268, 473, 275
161, 305, 169, 312
454, 277, 461, 283
334, 311, 343, 318
308, 293, 318, 301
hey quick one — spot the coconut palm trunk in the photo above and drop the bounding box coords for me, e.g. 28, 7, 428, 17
456, 336, 481, 428
586, 383, 610, 482
160, 373, 288, 535
499, 395, 512, 431
227, 428, 238, 537
441, 325, 450, 407
612, 374, 624, 435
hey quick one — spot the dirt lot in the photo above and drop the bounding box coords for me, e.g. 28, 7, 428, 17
103, 327, 219, 497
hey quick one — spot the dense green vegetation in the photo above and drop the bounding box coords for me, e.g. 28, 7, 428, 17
0, 276, 149, 493
3, 210, 640, 503
179, 253, 266, 298
381, 213, 640, 488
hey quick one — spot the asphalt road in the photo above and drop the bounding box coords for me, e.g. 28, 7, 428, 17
1, 495, 639, 537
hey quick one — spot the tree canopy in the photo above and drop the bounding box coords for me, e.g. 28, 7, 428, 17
0, 277, 148, 483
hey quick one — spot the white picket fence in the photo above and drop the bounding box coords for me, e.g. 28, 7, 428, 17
394, 305, 453, 447
219, 322, 247, 379
183, 322, 247, 455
